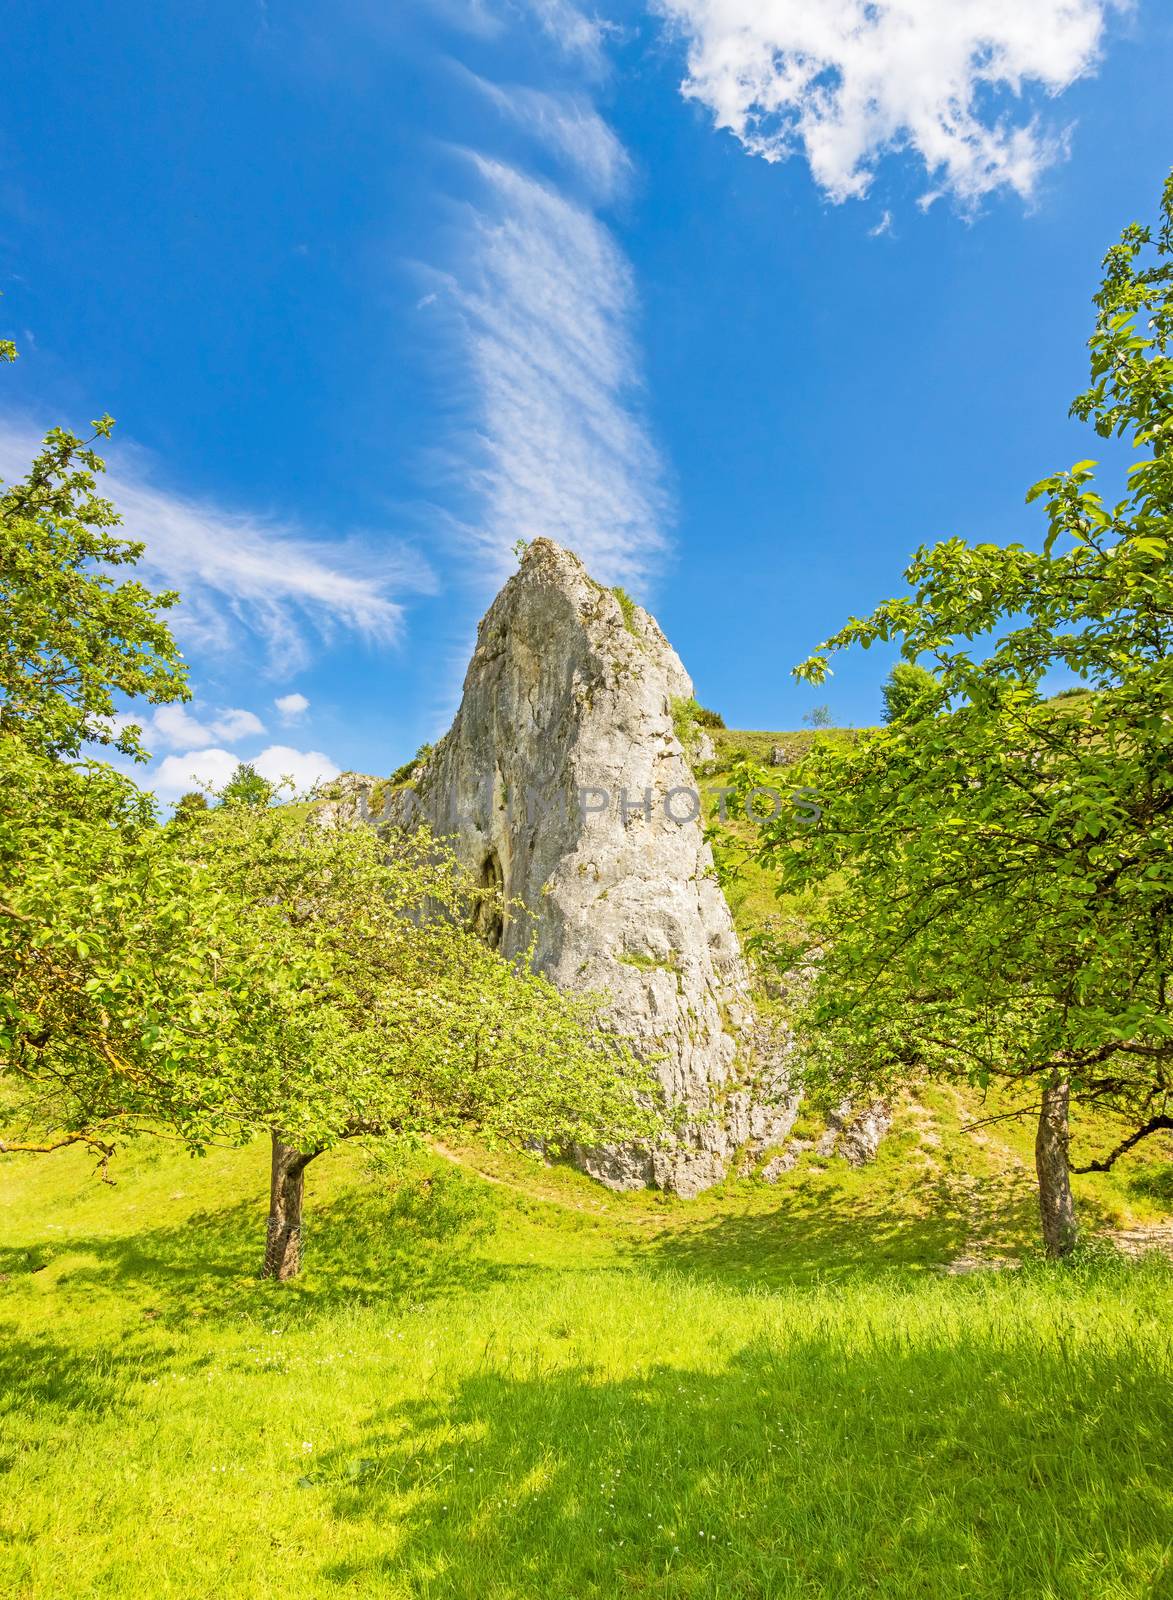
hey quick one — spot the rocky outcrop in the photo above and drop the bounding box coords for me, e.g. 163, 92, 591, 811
380, 538, 798, 1195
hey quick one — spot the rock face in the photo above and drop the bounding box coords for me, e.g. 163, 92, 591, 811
382, 538, 798, 1194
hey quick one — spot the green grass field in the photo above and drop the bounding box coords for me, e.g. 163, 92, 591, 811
3, 1083, 1171, 1599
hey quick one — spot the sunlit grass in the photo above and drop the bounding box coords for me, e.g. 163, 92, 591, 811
2, 1101, 1171, 1599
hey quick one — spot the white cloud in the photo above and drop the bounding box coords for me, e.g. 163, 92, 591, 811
519, 0, 609, 72
152, 747, 241, 798
654, 0, 1123, 206
141, 704, 266, 750
152, 742, 340, 799
432, 0, 608, 67
0, 423, 435, 675
210, 708, 266, 742
151, 705, 218, 749
253, 744, 341, 793
470, 76, 632, 200
442, 156, 670, 589
274, 692, 310, 722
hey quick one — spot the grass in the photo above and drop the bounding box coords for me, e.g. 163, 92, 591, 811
2, 1088, 1171, 1599
611, 586, 640, 635
4, 719, 1171, 1596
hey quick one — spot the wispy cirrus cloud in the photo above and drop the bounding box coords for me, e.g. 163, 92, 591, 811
522, 0, 610, 70
437, 0, 610, 69
0, 422, 435, 674
654, 0, 1125, 206
435, 153, 670, 589
467, 74, 632, 200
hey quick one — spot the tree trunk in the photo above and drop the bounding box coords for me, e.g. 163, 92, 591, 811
262, 1133, 315, 1281
1036, 1079, 1078, 1259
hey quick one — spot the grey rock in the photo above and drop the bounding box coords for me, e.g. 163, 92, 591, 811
820, 1099, 892, 1166
385, 538, 798, 1194
316, 772, 384, 828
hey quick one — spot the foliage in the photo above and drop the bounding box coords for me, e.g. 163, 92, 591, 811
802, 704, 832, 728
0, 361, 222, 1164
747, 170, 1173, 1251
0, 368, 187, 762
0, 738, 265, 1163
2, 762, 659, 1198
695, 704, 725, 729
167, 801, 660, 1164
669, 695, 708, 759
610, 585, 639, 634
171, 790, 210, 824
388, 743, 433, 788
880, 660, 940, 723
218, 762, 273, 808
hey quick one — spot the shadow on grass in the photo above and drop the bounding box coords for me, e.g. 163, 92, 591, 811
0, 1164, 512, 1332
628, 1158, 1039, 1290
310, 1279, 1173, 1600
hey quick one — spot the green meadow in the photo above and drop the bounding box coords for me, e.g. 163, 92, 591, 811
3, 1089, 1170, 1599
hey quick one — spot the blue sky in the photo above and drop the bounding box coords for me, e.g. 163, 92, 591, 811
2, 0, 1171, 794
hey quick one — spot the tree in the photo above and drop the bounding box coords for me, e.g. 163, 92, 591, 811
0, 349, 229, 1165
881, 661, 940, 724
218, 762, 272, 808
802, 705, 832, 729
745, 170, 1173, 1258
172, 799, 660, 1279
0, 358, 188, 761
0, 735, 267, 1165
172, 790, 210, 824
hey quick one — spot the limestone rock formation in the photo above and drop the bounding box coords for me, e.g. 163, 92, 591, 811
381, 538, 798, 1194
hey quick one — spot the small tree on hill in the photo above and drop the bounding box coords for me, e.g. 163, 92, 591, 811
881, 661, 940, 723
219, 762, 271, 808
747, 170, 1173, 1257
172, 790, 210, 824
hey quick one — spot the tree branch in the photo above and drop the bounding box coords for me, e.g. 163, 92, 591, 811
0, 1130, 115, 1158
1070, 1114, 1173, 1173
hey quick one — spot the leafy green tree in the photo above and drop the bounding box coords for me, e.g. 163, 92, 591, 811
0, 350, 217, 1164
171, 790, 210, 824
802, 705, 832, 729
219, 762, 272, 808
881, 661, 940, 723
746, 170, 1173, 1258
172, 801, 659, 1279
0, 737, 261, 1165
0, 364, 187, 761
